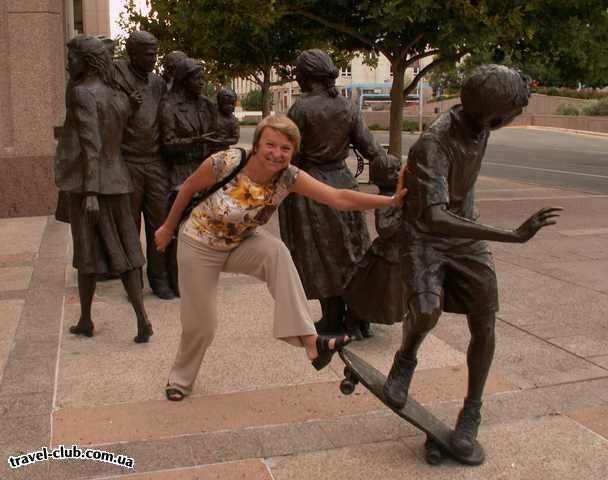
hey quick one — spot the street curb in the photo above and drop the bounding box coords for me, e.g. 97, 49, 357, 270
515, 125, 608, 138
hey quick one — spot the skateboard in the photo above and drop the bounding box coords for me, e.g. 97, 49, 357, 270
338, 348, 484, 466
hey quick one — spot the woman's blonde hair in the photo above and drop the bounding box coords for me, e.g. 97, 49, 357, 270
252, 115, 301, 153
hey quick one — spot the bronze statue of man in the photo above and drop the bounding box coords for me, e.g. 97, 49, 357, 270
114, 31, 175, 299
54, 35, 153, 342
278, 49, 399, 340
159, 57, 218, 294
383, 64, 562, 458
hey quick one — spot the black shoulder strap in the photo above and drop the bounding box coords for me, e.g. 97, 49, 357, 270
201, 147, 247, 199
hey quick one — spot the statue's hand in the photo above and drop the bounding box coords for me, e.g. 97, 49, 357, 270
129, 90, 143, 110
514, 206, 563, 242
84, 195, 100, 226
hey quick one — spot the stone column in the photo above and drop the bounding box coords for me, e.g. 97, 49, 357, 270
0, 1, 67, 217
83, 0, 111, 36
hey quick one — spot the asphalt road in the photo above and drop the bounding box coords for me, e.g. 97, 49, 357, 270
240, 126, 608, 194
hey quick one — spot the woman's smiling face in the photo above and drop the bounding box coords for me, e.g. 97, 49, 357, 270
254, 127, 295, 174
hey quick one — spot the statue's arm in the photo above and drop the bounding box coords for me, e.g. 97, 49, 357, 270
72, 87, 101, 194
225, 118, 240, 145
423, 204, 562, 243
159, 100, 204, 154
350, 110, 387, 163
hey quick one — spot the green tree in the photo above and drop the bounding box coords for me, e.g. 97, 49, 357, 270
123, 0, 333, 117
288, 0, 608, 156
241, 89, 263, 111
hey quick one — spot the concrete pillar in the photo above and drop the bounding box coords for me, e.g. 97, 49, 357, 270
83, 0, 110, 36
0, 1, 67, 217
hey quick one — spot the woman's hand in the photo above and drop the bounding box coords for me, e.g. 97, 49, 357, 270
390, 163, 409, 207
154, 224, 173, 252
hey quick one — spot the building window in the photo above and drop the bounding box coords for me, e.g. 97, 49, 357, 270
73, 0, 84, 34
339, 65, 352, 78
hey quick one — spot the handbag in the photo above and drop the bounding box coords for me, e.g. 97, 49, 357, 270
167, 147, 248, 225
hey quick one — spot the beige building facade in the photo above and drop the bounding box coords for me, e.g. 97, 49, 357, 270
0, 0, 110, 218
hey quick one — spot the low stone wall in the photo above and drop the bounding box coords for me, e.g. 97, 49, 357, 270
527, 115, 608, 132
362, 111, 608, 134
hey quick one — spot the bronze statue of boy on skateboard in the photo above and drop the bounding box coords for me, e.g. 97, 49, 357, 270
383, 64, 562, 459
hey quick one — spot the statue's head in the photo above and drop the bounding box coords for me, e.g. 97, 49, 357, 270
370, 154, 401, 194
461, 64, 530, 130
173, 57, 203, 96
295, 49, 339, 96
66, 35, 111, 84
217, 88, 237, 115
126, 31, 158, 73
95, 35, 116, 58
162, 50, 187, 82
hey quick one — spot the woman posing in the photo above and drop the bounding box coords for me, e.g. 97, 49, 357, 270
155, 115, 406, 401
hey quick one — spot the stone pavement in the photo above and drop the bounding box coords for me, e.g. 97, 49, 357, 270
1, 176, 608, 480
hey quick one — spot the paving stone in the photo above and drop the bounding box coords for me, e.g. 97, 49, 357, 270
256, 421, 333, 457
47, 443, 134, 480
0, 216, 47, 257
589, 355, 608, 370
0, 354, 55, 396
535, 377, 608, 411
0, 266, 33, 292
1, 452, 49, 480
187, 429, 263, 465
548, 334, 608, 357
269, 416, 608, 480
0, 414, 49, 451
566, 405, 608, 439
0, 391, 53, 418
491, 322, 607, 389
105, 460, 272, 479
112, 437, 196, 473
0, 299, 22, 383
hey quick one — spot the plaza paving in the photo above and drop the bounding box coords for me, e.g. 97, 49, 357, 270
1, 174, 607, 479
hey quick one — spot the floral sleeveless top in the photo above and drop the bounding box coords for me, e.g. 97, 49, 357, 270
182, 148, 299, 250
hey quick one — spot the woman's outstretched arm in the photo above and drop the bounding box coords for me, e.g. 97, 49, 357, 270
289, 164, 408, 211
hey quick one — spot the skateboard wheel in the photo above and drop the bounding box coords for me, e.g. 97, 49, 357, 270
424, 438, 442, 465
340, 378, 356, 395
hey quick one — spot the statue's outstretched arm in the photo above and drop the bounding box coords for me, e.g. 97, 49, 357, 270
423, 205, 563, 243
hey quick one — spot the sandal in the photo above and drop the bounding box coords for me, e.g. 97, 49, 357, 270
311, 334, 351, 371
165, 387, 185, 401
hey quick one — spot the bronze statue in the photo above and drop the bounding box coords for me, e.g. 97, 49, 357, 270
159, 57, 218, 295
208, 88, 240, 155
162, 50, 187, 92
55, 36, 116, 225
278, 49, 399, 340
54, 35, 153, 342
383, 64, 562, 458
113, 31, 175, 299
343, 159, 405, 326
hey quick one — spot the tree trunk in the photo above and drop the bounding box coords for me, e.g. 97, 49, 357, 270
261, 68, 272, 118
388, 59, 406, 158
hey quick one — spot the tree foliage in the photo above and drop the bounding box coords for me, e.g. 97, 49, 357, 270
287, 0, 608, 155
122, 0, 333, 117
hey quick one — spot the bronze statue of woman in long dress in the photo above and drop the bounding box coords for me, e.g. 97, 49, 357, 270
278, 49, 399, 339
54, 35, 152, 343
